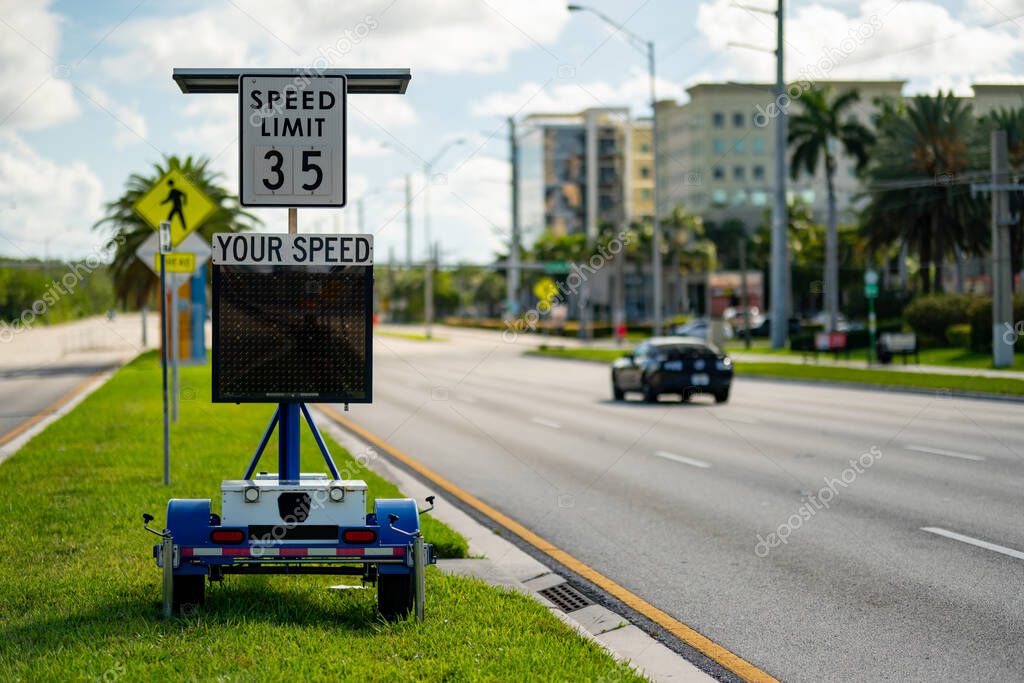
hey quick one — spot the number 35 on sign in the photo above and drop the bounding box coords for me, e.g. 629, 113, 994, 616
239, 74, 346, 207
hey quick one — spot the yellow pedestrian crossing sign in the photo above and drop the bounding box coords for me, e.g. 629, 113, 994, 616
133, 168, 217, 246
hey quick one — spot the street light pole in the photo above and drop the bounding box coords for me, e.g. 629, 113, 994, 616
507, 116, 521, 320
568, 4, 662, 334
422, 138, 465, 337
770, 0, 788, 349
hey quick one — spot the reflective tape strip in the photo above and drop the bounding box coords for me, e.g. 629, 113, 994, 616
181, 546, 406, 558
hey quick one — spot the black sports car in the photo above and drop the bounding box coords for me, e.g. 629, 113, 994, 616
611, 337, 733, 403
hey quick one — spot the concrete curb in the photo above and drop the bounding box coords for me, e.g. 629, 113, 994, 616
315, 409, 716, 683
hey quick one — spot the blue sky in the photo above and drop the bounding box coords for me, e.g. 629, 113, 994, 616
1, 0, 1022, 264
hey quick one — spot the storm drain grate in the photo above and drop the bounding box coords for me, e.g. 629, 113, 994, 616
537, 582, 593, 613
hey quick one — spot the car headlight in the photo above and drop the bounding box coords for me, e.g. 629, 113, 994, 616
243, 486, 260, 503
716, 357, 733, 371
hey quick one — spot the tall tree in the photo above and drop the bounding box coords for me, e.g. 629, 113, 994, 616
788, 86, 874, 330
861, 93, 988, 294
93, 155, 258, 307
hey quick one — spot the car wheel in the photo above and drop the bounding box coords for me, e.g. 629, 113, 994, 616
713, 387, 730, 403
612, 381, 625, 401
641, 380, 658, 403
378, 572, 414, 621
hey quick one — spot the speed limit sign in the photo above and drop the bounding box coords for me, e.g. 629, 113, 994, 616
239, 74, 346, 207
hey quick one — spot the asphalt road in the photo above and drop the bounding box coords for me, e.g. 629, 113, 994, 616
0, 360, 114, 443
333, 327, 1024, 682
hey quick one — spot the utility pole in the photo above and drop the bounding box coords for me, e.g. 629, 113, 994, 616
425, 241, 436, 339
740, 236, 751, 350
991, 130, 1014, 368
507, 115, 521, 320
405, 174, 414, 267
769, 0, 789, 349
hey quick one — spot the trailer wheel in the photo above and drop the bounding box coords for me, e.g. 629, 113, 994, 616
377, 572, 413, 620
172, 574, 205, 615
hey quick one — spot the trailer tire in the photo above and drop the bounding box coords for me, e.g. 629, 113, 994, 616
172, 574, 205, 615
377, 572, 413, 621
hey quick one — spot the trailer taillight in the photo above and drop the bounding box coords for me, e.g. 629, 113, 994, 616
342, 529, 376, 544
210, 529, 245, 544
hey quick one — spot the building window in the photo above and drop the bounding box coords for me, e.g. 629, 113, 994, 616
712, 112, 725, 128
753, 109, 769, 127
733, 112, 744, 128
639, 165, 651, 179
751, 190, 768, 206
641, 188, 652, 200
712, 189, 728, 206
639, 143, 651, 153
752, 138, 766, 155
712, 138, 726, 155
733, 166, 745, 181
752, 165, 765, 180
732, 190, 748, 206
713, 165, 725, 181
733, 138, 745, 154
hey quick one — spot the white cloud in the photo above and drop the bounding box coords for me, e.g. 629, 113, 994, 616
695, 0, 1024, 93
472, 69, 687, 118
0, 134, 104, 258
0, 0, 78, 130
80, 85, 149, 149
99, 0, 570, 82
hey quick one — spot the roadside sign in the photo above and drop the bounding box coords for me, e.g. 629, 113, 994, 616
155, 252, 196, 274
134, 169, 218, 246
239, 74, 346, 207
135, 232, 212, 277
864, 269, 879, 299
533, 276, 559, 303
543, 260, 570, 274
211, 233, 373, 403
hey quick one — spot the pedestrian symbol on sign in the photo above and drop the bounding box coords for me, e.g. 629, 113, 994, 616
161, 180, 188, 234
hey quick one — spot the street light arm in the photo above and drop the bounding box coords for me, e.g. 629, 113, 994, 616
568, 4, 649, 56
426, 138, 466, 171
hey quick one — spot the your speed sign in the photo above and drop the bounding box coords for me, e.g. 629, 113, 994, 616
239, 74, 346, 207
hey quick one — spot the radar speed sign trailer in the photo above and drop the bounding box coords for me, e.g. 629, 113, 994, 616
144, 68, 434, 622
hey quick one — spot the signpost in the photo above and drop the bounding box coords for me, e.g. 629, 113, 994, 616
239, 74, 346, 207
864, 269, 879, 364
158, 221, 170, 486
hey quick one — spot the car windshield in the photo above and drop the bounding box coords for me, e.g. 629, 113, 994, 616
653, 343, 717, 358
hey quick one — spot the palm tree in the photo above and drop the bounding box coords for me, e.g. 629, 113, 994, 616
93, 155, 258, 307
861, 93, 987, 294
788, 86, 874, 331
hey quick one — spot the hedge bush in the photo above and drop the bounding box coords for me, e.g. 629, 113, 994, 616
903, 294, 972, 343
966, 295, 1024, 353
945, 323, 971, 349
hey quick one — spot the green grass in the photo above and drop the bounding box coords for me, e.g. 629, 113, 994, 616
0, 353, 640, 682
735, 361, 1024, 396
376, 330, 448, 342
527, 347, 1024, 396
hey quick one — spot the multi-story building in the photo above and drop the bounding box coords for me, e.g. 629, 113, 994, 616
655, 81, 1024, 231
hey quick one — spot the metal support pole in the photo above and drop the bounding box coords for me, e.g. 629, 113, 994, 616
171, 280, 180, 423
161, 531, 174, 618
288, 207, 297, 235
769, 0, 789, 349
991, 130, 1015, 368
278, 402, 301, 482
413, 533, 426, 623
160, 254, 169, 486
141, 304, 148, 346
405, 174, 414, 268
507, 116, 521, 320
649, 41, 662, 336
740, 237, 751, 350
425, 242, 435, 339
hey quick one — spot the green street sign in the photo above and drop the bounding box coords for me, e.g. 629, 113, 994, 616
864, 282, 879, 299
542, 260, 571, 275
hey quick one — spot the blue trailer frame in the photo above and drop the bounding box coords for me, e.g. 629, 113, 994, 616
145, 401, 435, 621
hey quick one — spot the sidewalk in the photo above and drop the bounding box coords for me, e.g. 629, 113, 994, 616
0, 313, 158, 370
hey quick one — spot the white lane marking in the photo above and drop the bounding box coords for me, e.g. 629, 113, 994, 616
653, 450, 711, 469
921, 527, 1024, 561
904, 444, 986, 462
718, 415, 758, 425
531, 417, 561, 429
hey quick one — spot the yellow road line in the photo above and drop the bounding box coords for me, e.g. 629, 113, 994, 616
0, 366, 111, 448
318, 404, 780, 683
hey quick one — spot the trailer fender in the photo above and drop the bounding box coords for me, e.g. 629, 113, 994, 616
374, 498, 418, 575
